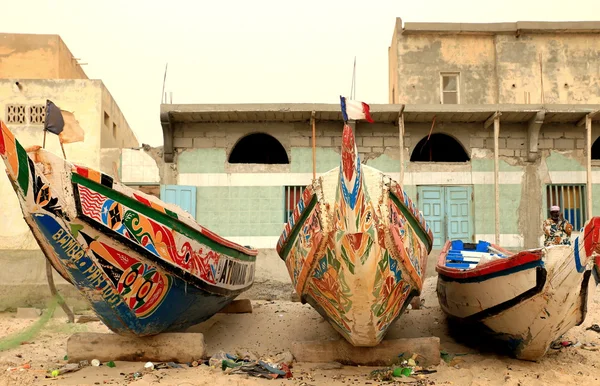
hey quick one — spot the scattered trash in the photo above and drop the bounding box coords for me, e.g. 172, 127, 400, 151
47, 361, 90, 377
587, 324, 600, 333
6, 363, 31, 372
581, 343, 600, 351
440, 350, 469, 363
63, 355, 68, 361
144, 362, 154, 371
106, 361, 116, 368
551, 340, 575, 350
369, 353, 436, 382
208, 350, 293, 379
153, 362, 183, 370
91, 359, 101, 367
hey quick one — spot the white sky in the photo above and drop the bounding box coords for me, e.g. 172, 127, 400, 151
3, 0, 600, 146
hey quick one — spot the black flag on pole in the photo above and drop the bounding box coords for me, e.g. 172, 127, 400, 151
44, 100, 65, 135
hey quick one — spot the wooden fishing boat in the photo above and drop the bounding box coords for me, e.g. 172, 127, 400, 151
436, 229, 600, 361
276, 123, 433, 346
0, 121, 257, 336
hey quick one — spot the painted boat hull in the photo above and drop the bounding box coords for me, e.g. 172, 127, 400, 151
436, 228, 600, 361
277, 125, 433, 346
0, 121, 257, 336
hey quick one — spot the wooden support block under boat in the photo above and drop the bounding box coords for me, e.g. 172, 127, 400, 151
291, 337, 440, 367
216, 299, 253, 314
67, 333, 205, 363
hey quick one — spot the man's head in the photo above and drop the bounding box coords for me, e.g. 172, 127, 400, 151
550, 205, 561, 220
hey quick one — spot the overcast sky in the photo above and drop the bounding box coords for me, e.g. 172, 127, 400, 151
3, 0, 599, 146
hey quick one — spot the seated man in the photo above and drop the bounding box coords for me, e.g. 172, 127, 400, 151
543, 205, 573, 247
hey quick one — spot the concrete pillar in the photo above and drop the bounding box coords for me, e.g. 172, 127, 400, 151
586, 114, 593, 219
494, 115, 501, 245
399, 112, 405, 185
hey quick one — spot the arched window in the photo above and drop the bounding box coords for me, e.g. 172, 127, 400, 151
410, 133, 470, 162
228, 133, 289, 164
592, 137, 600, 160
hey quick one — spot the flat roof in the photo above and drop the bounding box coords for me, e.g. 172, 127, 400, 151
160, 103, 600, 162
161, 103, 600, 125
393, 18, 600, 35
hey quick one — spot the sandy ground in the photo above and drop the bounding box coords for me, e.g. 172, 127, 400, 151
1, 277, 599, 386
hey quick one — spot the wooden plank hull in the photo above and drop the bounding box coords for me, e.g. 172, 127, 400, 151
277, 125, 433, 346
0, 121, 257, 336
436, 226, 600, 361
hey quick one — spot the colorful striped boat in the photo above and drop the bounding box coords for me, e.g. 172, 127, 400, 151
0, 121, 257, 336
436, 231, 600, 361
276, 123, 433, 346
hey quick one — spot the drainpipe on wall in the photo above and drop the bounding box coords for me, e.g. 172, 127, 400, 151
527, 110, 545, 162
485, 111, 502, 245
398, 105, 405, 185
586, 114, 593, 219
577, 110, 598, 219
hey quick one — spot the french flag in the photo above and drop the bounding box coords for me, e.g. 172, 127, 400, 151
340, 96, 374, 123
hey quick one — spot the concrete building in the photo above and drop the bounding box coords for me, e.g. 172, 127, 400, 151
158, 103, 599, 255
0, 33, 139, 310
388, 19, 600, 105
155, 20, 600, 272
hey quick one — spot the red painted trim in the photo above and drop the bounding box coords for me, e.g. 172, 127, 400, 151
199, 226, 258, 257
436, 241, 542, 279
0, 122, 6, 155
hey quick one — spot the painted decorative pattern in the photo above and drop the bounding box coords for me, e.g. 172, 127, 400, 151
75, 182, 254, 291
0, 120, 257, 336
278, 124, 431, 346
276, 185, 316, 254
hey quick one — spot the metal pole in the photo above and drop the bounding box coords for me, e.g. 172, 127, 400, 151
586, 114, 593, 220
399, 113, 405, 185
494, 114, 500, 245
311, 111, 316, 180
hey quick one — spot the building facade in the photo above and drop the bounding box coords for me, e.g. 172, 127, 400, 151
388, 19, 600, 105
157, 103, 599, 255
0, 33, 139, 310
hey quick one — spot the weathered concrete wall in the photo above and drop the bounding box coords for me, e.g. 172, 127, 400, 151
393, 34, 498, 104
390, 29, 600, 104
100, 84, 138, 149
165, 119, 592, 251
0, 33, 87, 80
0, 79, 138, 310
0, 79, 103, 250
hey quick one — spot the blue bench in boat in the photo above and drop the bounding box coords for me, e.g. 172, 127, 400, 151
445, 240, 506, 269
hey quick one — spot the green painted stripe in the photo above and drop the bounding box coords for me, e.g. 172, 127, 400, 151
164, 208, 178, 219
16, 141, 29, 194
388, 193, 433, 253
72, 173, 256, 262
280, 195, 318, 260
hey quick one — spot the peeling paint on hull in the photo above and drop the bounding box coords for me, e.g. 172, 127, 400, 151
437, 224, 600, 361
0, 120, 257, 336
277, 124, 433, 347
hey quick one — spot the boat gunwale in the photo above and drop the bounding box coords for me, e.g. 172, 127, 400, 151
72, 172, 258, 260
70, 182, 255, 296
436, 240, 545, 281
387, 190, 433, 253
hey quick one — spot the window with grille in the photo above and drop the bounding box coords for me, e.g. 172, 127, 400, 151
28, 105, 46, 124
440, 73, 460, 104
6, 105, 26, 124
284, 186, 305, 223
546, 184, 586, 230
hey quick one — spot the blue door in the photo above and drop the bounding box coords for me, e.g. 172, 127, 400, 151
417, 185, 473, 248
160, 185, 197, 218
418, 186, 445, 248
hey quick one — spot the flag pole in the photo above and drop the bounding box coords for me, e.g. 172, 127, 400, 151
59, 140, 67, 159
311, 111, 316, 180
